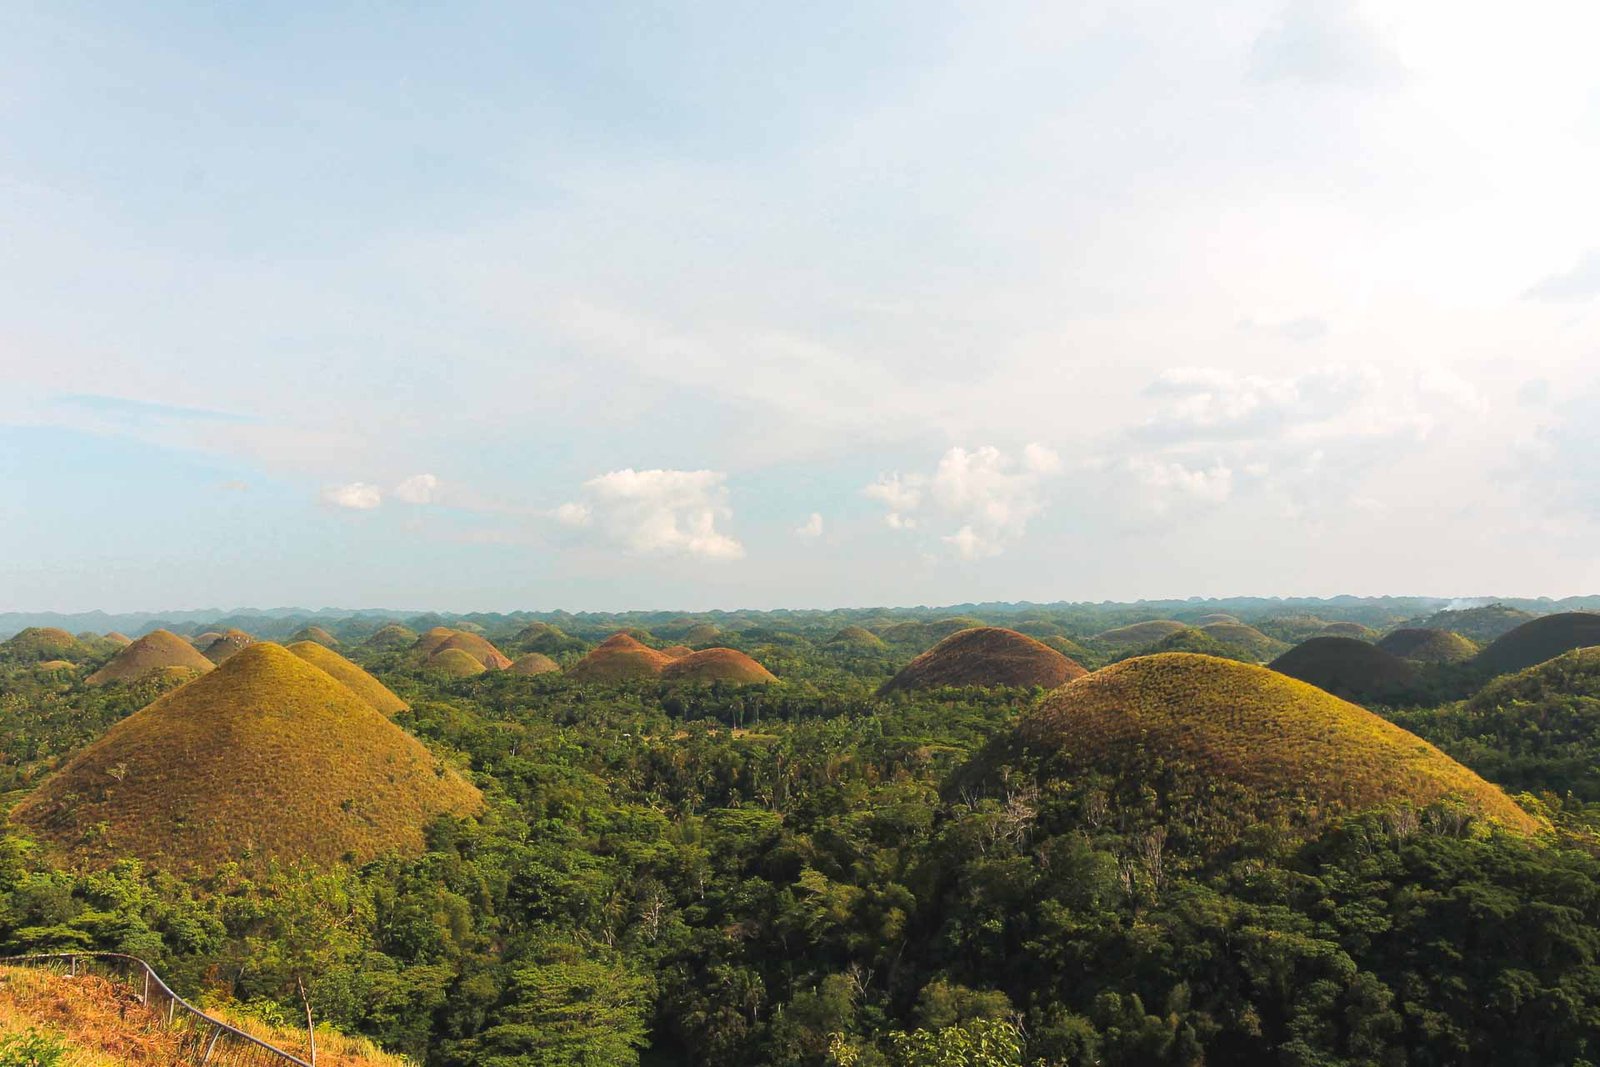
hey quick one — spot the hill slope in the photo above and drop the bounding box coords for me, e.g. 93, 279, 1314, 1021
432, 632, 512, 670
566, 634, 673, 682
2, 628, 87, 663
1091, 620, 1188, 650
880, 627, 1086, 694
509, 652, 561, 676
1474, 613, 1600, 675
1378, 627, 1478, 664
1011, 653, 1537, 838
14, 643, 481, 871
286, 641, 408, 715
428, 648, 488, 677
661, 648, 777, 684
86, 630, 215, 686
1269, 636, 1419, 704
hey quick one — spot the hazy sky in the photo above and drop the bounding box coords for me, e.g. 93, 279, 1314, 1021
4, 1, 1599, 612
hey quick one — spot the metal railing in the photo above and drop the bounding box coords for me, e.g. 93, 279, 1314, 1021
0, 952, 312, 1067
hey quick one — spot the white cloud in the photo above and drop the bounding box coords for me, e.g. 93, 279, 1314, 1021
1249, 0, 1404, 87
1525, 251, 1600, 301
559, 469, 744, 560
393, 473, 440, 504
321, 482, 382, 510
1126, 458, 1235, 516
865, 444, 1061, 558
795, 512, 824, 539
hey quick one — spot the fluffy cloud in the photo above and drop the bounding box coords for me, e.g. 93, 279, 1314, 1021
795, 513, 824, 539
393, 473, 440, 504
865, 444, 1061, 558
321, 482, 382, 509
1125, 458, 1236, 516
558, 469, 744, 560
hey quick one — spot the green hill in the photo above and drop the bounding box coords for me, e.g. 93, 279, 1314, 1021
366, 624, 418, 649
826, 626, 887, 650
1196, 621, 1286, 661
880, 627, 1085, 694
13, 643, 482, 871
1377, 627, 1478, 664
1410, 603, 1539, 643
86, 629, 215, 686
1005, 653, 1538, 842
2, 628, 87, 663
1091, 619, 1188, 650
427, 648, 488, 677
1269, 636, 1420, 704
1474, 613, 1600, 676
290, 625, 340, 647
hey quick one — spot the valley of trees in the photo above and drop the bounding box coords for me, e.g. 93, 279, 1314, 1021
1, 603, 1599, 1065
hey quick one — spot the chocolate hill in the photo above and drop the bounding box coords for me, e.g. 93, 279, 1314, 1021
1377, 628, 1478, 664
1474, 613, 1600, 676
827, 626, 887, 650
566, 634, 674, 683
1269, 637, 1419, 705
366, 624, 418, 650
286, 641, 407, 715
201, 629, 255, 664
1196, 621, 1285, 661
290, 626, 340, 647
13, 643, 481, 871
661, 648, 777, 685
879, 627, 1086, 694
86, 630, 215, 686
428, 648, 488, 677
104, 632, 133, 647
1007, 653, 1537, 839
2, 628, 87, 663
508, 653, 561, 676
432, 632, 512, 670
1091, 620, 1188, 650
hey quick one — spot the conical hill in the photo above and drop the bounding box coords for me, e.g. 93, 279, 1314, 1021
290, 626, 340, 647
508, 653, 560, 676
1474, 613, 1600, 676
566, 633, 673, 683
428, 648, 487, 677
1008, 653, 1537, 838
1377, 628, 1478, 664
2, 628, 87, 663
86, 630, 215, 686
13, 643, 482, 871
880, 627, 1086, 694
366, 624, 418, 650
201, 629, 255, 664
1091, 620, 1187, 650
1269, 636, 1419, 704
432, 632, 512, 670
661, 648, 777, 685
286, 641, 407, 715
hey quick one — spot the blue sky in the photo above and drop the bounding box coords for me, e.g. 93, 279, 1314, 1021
4, 1, 1600, 612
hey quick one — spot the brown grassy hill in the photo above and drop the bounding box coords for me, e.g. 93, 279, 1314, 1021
880, 627, 1086, 694
1474, 613, 1600, 676
2, 628, 87, 663
86, 630, 215, 686
412, 626, 458, 656
433, 632, 512, 670
287, 641, 407, 715
1378, 627, 1479, 664
427, 648, 487, 677
661, 648, 777, 684
1011, 653, 1538, 838
1196, 613, 1240, 625
566, 633, 674, 683
190, 631, 223, 648
660, 645, 693, 658
201, 629, 254, 664
104, 632, 133, 646
290, 625, 340, 647
366, 624, 418, 649
1091, 619, 1188, 650
827, 626, 887, 649
509, 653, 561, 676
679, 622, 722, 646
1197, 621, 1286, 661
14, 643, 481, 872
1269, 636, 1420, 704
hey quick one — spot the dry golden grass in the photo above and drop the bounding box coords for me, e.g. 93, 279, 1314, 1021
1269, 636, 1419, 704
410, 627, 457, 656
661, 648, 777, 685
508, 653, 560, 676
286, 642, 407, 716
566, 634, 674, 683
14, 643, 482, 872
87, 631, 215, 687
430, 632, 511, 670
1091, 619, 1188, 649
1019, 653, 1538, 833
103, 633, 133, 647
426, 648, 487, 677
660, 645, 693, 659
1475, 612, 1600, 675
3, 628, 86, 663
1377, 627, 1478, 664
289, 626, 340, 648
1196, 621, 1285, 660
880, 627, 1085, 694
201, 630, 255, 664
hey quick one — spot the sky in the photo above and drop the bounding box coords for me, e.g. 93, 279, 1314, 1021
3, 1, 1599, 613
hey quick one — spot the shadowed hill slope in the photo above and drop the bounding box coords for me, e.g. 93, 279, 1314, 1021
566, 634, 674, 683
1007, 653, 1538, 839
661, 648, 777, 684
13, 643, 482, 871
1269, 636, 1420, 704
86, 630, 215, 686
1378, 627, 1479, 664
1474, 613, 1600, 676
287, 641, 407, 715
880, 627, 1086, 694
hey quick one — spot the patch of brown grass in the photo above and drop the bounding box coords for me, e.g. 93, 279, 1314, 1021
566, 634, 673, 683
1091, 619, 1188, 649
880, 627, 1085, 694
286, 642, 407, 715
507, 653, 560, 676
87, 631, 215, 687
661, 648, 777, 685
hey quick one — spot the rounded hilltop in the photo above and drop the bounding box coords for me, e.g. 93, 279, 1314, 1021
13, 642, 482, 872
1195, 621, 1285, 660
366, 623, 418, 649
1269, 636, 1419, 704
428, 648, 488, 677
1091, 619, 1188, 650
2, 628, 87, 663
289, 625, 340, 647
1378, 627, 1478, 664
201, 629, 254, 664
1002, 653, 1537, 840
509, 652, 561, 676
880, 627, 1086, 694
1474, 613, 1600, 676
566, 633, 673, 682
661, 648, 777, 685
431, 631, 512, 670
827, 626, 887, 650
286, 640, 407, 715
86, 629, 215, 686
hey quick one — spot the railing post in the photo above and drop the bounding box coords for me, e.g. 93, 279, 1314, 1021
201, 1022, 225, 1065
141, 967, 150, 1005
68, 954, 75, 977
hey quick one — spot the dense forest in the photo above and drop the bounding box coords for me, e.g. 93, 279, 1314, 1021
1, 603, 1599, 1066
